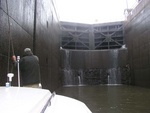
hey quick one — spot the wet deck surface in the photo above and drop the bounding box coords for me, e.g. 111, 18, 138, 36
56, 85, 150, 113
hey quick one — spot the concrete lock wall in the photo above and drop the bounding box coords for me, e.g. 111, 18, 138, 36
124, 0, 150, 88
60, 48, 129, 85
0, 0, 61, 91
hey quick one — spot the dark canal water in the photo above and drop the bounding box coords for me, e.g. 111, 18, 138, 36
56, 85, 150, 113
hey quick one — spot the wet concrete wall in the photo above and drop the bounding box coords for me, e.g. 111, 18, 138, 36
60, 49, 129, 85
124, 0, 150, 87
61, 49, 127, 69
0, 0, 61, 91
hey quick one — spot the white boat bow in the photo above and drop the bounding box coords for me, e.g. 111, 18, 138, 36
0, 87, 92, 113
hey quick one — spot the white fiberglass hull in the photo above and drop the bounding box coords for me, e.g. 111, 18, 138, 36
0, 87, 92, 113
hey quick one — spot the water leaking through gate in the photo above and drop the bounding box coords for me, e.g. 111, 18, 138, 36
61, 48, 128, 86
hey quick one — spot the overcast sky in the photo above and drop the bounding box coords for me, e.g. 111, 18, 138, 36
55, 0, 137, 24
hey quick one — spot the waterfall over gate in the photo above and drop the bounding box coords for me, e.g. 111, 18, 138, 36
107, 68, 121, 84
107, 49, 121, 84
63, 50, 84, 85
63, 50, 73, 85
61, 49, 128, 86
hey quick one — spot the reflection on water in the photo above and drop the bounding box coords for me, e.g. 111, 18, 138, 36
56, 85, 150, 113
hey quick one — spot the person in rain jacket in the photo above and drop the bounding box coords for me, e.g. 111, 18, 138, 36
12, 48, 41, 88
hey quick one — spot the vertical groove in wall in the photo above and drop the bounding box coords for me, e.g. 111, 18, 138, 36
33, 0, 37, 54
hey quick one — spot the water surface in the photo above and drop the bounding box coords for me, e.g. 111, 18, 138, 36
56, 85, 150, 113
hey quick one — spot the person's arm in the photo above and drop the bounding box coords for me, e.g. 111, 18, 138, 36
11, 55, 17, 67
